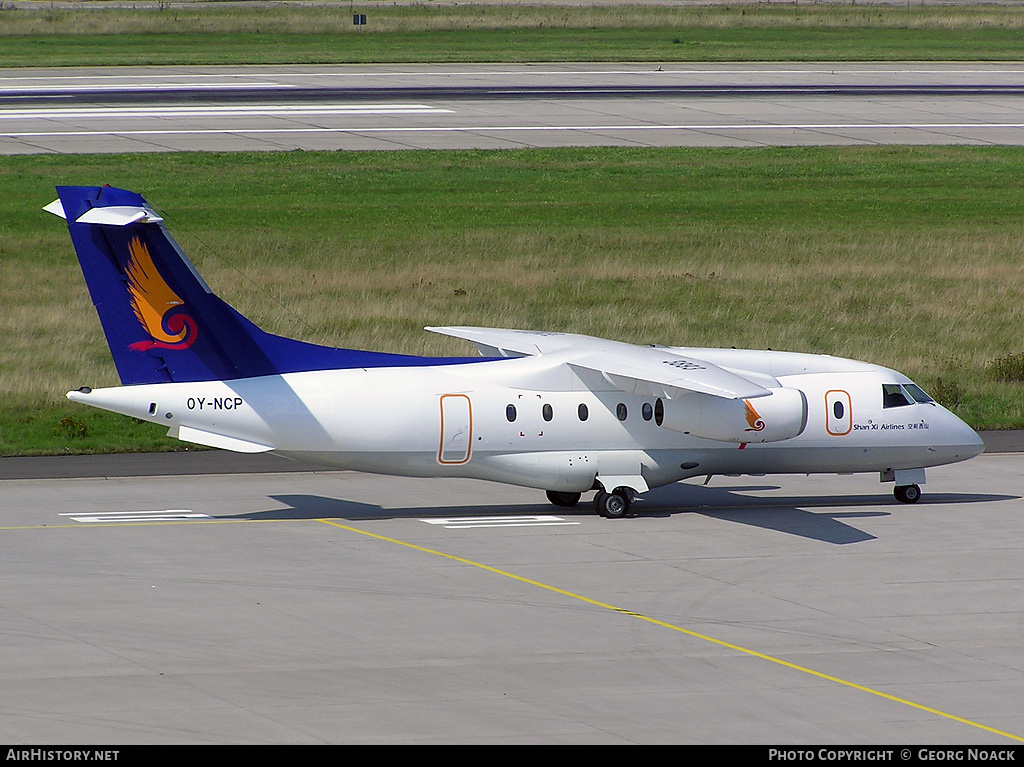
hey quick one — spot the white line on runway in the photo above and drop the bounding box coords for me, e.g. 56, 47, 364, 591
4, 122, 1022, 139
421, 515, 579, 529
0, 104, 453, 119
0, 83, 291, 92
59, 509, 211, 523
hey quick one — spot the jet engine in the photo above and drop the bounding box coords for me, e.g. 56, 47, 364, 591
660, 387, 807, 443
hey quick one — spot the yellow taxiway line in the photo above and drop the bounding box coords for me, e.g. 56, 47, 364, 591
319, 518, 1024, 744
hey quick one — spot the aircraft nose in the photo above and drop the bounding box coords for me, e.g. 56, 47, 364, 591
941, 411, 985, 461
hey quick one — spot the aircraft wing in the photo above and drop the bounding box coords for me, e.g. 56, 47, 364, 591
427, 326, 770, 400
426, 326, 589, 357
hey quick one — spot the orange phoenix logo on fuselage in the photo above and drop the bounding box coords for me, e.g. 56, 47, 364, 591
744, 399, 766, 432
125, 236, 197, 351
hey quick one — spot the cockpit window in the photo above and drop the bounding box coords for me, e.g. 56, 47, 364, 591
903, 383, 934, 404
882, 384, 913, 408
883, 383, 933, 408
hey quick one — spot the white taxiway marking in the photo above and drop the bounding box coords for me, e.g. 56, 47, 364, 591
421, 515, 579, 529
60, 509, 211, 523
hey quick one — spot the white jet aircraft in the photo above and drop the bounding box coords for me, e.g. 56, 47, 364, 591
46, 186, 984, 518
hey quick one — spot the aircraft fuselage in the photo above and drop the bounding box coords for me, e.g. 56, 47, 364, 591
69, 348, 983, 494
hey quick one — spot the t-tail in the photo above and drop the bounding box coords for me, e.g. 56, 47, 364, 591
47, 185, 472, 385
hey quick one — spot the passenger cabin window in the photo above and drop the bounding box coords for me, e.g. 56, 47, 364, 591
642, 402, 653, 421
616, 403, 628, 421
542, 403, 553, 422
506, 404, 517, 422
578, 403, 589, 421
655, 398, 664, 426
882, 384, 913, 409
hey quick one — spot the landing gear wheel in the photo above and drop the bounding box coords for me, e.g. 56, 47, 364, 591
894, 484, 921, 504
546, 490, 581, 508
595, 488, 631, 519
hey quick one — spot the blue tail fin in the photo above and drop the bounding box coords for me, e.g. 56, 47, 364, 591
51, 186, 473, 385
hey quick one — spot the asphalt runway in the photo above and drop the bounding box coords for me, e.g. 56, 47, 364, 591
4, 62, 1024, 153
1, 450, 1022, 744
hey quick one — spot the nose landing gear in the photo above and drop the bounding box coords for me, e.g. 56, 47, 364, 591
894, 484, 921, 504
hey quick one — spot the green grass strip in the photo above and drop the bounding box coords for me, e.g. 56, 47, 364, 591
3, 4, 1024, 66
3, 145, 1023, 455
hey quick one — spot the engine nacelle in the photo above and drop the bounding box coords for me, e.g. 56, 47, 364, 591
661, 387, 807, 443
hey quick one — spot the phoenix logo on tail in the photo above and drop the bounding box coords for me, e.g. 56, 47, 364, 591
124, 236, 197, 351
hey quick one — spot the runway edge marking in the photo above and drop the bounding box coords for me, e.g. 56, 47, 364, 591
318, 518, 1024, 743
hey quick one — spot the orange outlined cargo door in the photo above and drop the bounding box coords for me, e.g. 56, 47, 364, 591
438, 394, 473, 464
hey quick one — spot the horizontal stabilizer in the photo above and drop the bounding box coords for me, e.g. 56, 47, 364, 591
43, 198, 66, 219
45, 197, 163, 226
76, 205, 164, 226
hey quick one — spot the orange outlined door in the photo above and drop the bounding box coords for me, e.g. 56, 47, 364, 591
825, 390, 852, 436
438, 394, 473, 464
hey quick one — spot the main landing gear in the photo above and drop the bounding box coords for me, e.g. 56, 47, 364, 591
545, 490, 581, 508
593, 488, 633, 519
894, 484, 922, 504
544, 488, 633, 518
